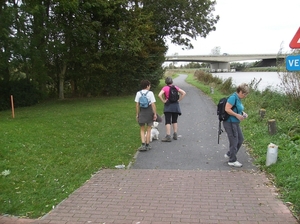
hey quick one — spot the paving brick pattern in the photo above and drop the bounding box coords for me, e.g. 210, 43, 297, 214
2, 169, 298, 224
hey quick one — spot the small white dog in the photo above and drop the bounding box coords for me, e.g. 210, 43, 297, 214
150, 121, 159, 142
145, 121, 159, 142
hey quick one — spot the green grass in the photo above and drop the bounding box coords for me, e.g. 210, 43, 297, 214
1, 72, 299, 221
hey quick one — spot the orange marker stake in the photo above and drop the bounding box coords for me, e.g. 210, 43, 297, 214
11, 95, 15, 118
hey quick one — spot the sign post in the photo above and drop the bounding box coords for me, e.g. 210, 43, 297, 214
11, 95, 15, 118
289, 27, 300, 49
286, 27, 300, 71
286, 55, 300, 71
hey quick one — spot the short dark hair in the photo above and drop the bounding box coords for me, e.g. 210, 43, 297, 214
165, 76, 173, 85
140, 80, 151, 89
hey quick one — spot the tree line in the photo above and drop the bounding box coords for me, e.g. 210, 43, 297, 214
0, 0, 219, 110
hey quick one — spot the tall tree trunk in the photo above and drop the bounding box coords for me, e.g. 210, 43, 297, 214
59, 62, 67, 99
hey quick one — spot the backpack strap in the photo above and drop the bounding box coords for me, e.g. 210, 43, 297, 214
140, 90, 149, 96
139, 90, 150, 105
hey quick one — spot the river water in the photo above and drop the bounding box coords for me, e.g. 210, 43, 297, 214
212, 72, 282, 92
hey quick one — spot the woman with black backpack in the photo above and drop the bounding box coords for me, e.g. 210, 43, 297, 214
158, 76, 186, 142
223, 83, 250, 167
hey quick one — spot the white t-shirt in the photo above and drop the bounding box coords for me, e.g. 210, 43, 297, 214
134, 90, 156, 104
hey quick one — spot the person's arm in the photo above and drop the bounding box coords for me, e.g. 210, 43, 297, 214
225, 102, 244, 120
178, 88, 186, 102
158, 90, 167, 103
151, 103, 157, 120
136, 102, 140, 120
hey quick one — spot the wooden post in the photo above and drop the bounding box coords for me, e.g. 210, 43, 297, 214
268, 119, 276, 135
259, 108, 266, 118
11, 95, 15, 118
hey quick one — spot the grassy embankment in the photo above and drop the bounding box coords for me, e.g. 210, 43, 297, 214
0, 70, 299, 220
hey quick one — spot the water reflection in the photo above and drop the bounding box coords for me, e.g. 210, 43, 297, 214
212, 72, 282, 92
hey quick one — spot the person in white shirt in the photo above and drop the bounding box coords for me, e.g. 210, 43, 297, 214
134, 80, 157, 151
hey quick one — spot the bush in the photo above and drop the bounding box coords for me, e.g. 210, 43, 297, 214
219, 77, 234, 95
0, 79, 42, 111
194, 70, 223, 85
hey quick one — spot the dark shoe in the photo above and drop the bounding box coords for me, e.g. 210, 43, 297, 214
173, 132, 177, 140
146, 145, 152, 150
161, 135, 172, 142
138, 145, 147, 151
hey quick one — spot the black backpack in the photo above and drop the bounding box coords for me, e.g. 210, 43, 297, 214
217, 96, 237, 122
168, 85, 179, 103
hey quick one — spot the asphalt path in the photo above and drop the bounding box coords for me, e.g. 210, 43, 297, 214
132, 74, 257, 171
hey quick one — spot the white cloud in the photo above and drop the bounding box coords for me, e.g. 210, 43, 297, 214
167, 0, 300, 55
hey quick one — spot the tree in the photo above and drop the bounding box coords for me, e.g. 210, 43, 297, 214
67, 0, 166, 96
18, 1, 52, 92
141, 0, 219, 49
210, 46, 221, 55
0, 1, 16, 82
0, 0, 219, 104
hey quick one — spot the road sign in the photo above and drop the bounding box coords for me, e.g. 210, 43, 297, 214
289, 27, 300, 49
286, 55, 300, 71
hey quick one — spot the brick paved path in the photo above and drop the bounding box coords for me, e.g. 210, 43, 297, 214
1, 169, 298, 224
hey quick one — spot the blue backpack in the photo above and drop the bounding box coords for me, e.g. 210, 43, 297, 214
139, 91, 150, 108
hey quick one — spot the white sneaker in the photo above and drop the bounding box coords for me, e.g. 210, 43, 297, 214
228, 161, 243, 167
224, 154, 229, 159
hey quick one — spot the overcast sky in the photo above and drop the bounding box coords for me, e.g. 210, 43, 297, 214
166, 0, 300, 56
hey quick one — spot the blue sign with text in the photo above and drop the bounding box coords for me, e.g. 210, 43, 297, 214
286, 55, 300, 71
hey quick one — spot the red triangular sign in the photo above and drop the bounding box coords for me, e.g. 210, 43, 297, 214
289, 27, 300, 49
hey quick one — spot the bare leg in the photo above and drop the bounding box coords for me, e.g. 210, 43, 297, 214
172, 123, 178, 133
166, 124, 171, 135
140, 126, 145, 143
145, 125, 152, 144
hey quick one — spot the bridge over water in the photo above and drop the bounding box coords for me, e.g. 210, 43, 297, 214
165, 54, 286, 72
